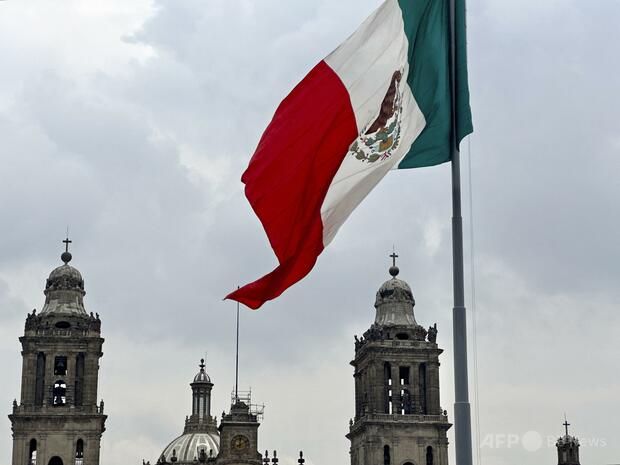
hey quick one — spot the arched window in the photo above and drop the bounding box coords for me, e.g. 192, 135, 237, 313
426, 446, 434, 465
383, 445, 390, 465
403, 463, 414, 465
29, 438, 37, 465
48, 457, 64, 465
75, 439, 84, 465
52, 380, 67, 406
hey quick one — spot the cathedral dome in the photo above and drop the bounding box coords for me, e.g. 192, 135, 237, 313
161, 432, 219, 463
374, 262, 417, 327
48, 263, 84, 284
376, 276, 415, 305
40, 246, 87, 317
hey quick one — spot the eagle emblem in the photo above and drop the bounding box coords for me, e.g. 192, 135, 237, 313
349, 70, 404, 163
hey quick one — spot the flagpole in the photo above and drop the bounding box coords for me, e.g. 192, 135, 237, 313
235, 286, 240, 402
449, 0, 473, 465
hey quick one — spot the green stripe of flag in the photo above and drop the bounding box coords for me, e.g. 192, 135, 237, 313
397, 0, 473, 170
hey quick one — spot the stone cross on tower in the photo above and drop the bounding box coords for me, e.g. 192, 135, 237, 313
563, 416, 570, 436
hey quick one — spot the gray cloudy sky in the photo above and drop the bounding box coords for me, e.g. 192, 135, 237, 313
1, 1, 619, 464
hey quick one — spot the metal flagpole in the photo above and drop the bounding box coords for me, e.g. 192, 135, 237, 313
449, 0, 474, 465
235, 286, 240, 402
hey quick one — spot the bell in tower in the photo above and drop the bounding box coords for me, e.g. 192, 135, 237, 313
347, 254, 451, 465
8, 239, 107, 465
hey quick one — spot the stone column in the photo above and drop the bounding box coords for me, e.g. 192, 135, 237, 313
354, 370, 362, 418
427, 361, 441, 415
11, 434, 26, 465
85, 434, 103, 465
20, 351, 36, 406
409, 363, 418, 413
83, 352, 100, 408
364, 360, 383, 413
391, 363, 400, 415
39, 434, 48, 465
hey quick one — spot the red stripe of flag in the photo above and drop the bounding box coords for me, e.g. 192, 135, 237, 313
226, 61, 358, 309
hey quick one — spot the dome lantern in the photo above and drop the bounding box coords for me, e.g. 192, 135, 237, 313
159, 359, 219, 464
193, 359, 211, 384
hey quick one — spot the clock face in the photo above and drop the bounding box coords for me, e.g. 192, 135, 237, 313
231, 435, 250, 452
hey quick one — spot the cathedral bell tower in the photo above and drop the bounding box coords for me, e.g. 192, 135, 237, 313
347, 256, 451, 465
556, 419, 580, 465
9, 240, 107, 465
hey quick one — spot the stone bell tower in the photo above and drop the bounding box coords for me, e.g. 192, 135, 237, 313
9, 239, 106, 465
347, 255, 451, 465
556, 418, 580, 465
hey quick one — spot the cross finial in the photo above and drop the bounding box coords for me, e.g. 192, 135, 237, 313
563, 414, 570, 436
390, 248, 398, 267
389, 249, 400, 277
61, 234, 73, 264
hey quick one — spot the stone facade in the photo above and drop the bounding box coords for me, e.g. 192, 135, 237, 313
9, 249, 106, 465
347, 264, 450, 465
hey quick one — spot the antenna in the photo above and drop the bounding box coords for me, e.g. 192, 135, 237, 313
235, 286, 240, 402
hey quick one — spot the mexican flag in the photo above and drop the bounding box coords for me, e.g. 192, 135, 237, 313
227, 0, 473, 309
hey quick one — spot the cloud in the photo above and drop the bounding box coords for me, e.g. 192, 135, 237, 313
0, 1, 618, 465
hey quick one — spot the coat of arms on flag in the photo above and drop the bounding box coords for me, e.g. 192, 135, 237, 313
350, 70, 404, 164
